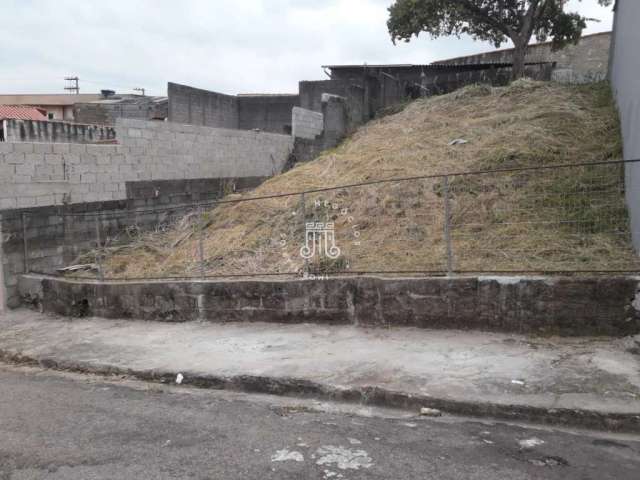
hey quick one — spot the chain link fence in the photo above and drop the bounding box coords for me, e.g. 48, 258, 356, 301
23, 159, 640, 281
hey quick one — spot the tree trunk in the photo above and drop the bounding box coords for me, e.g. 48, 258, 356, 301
511, 40, 527, 80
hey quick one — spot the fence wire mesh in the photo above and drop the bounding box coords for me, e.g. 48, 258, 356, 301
24, 160, 640, 280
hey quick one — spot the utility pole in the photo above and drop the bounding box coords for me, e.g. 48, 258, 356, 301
64, 76, 79, 94
133, 87, 146, 96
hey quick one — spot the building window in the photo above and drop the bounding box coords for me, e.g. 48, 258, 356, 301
48, 113, 54, 120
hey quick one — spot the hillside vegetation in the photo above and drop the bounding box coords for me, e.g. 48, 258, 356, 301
94, 80, 639, 278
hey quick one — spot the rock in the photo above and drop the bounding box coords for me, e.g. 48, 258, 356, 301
57, 263, 98, 274
420, 407, 442, 417
518, 437, 545, 449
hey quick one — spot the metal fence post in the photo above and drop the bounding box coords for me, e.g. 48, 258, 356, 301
21, 213, 29, 274
94, 214, 104, 281
300, 192, 308, 276
198, 208, 206, 280
443, 176, 454, 276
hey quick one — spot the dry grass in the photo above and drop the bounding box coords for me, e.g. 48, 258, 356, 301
92, 80, 638, 278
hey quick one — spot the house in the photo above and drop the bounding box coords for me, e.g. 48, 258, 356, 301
0, 105, 47, 141
0, 94, 102, 121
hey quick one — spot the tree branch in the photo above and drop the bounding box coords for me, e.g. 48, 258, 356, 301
458, 0, 514, 38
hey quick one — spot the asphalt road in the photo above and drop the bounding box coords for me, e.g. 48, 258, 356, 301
0, 365, 639, 480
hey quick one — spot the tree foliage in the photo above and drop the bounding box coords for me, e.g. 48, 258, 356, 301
387, 1, 613, 77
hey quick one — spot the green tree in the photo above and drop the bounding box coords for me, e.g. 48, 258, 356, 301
387, 0, 613, 79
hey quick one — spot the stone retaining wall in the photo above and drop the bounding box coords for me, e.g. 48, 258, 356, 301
19, 274, 640, 336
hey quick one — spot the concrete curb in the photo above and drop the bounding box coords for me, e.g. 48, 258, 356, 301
2, 348, 639, 434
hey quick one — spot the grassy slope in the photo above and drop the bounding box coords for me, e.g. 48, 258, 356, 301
100, 80, 638, 277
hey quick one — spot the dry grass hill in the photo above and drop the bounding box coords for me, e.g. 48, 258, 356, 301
89, 79, 639, 278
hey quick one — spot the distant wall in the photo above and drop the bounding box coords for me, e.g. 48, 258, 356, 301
299, 80, 366, 129
3, 119, 116, 144
435, 32, 611, 84
168, 82, 239, 129
610, 1, 640, 252
237, 95, 299, 134
168, 83, 298, 134
74, 99, 168, 126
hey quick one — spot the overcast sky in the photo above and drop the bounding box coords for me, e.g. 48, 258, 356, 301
1, 0, 614, 97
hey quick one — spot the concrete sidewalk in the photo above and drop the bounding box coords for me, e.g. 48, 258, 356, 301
1, 309, 640, 432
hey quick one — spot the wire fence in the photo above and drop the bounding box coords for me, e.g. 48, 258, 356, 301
22, 159, 640, 281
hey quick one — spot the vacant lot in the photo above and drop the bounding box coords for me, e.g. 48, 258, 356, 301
92, 80, 639, 277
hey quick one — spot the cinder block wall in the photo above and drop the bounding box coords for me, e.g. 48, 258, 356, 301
0, 119, 294, 307
3, 119, 116, 144
73, 100, 168, 126
434, 32, 611, 83
292, 107, 323, 140
237, 95, 300, 134
168, 82, 239, 129
0, 119, 293, 210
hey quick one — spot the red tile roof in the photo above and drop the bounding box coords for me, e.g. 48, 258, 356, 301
0, 105, 48, 121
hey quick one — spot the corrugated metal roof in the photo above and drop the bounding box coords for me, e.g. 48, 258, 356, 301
0, 105, 47, 121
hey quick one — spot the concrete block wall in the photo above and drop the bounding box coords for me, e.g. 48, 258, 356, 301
292, 96, 349, 162
435, 32, 611, 84
237, 95, 300, 134
168, 83, 299, 134
292, 107, 324, 140
168, 82, 239, 129
73, 99, 168, 126
117, 118, 293, 177
22, 275, 640, 337
3, 119, 116, 144
322, 94, 348, 148
0, 175, 268, 309
0, 120, 293, 210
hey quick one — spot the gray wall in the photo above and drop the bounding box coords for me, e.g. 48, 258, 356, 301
610, 0, 640, 252
292, 107, 323, 140
23, 274, 640, 337
0, 119, 293, 210
168, 82, 239, 129
237, 95, 299, 134
74, 99, 168, 126
435, 31, 611, 84
292, 95, 349, 162
0, 175, 267, 309
3, 119, 116, 144
168, 83, 298, 134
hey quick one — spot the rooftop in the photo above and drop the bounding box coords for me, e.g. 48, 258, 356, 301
0, 94, 102, 106
0, 105, 47, 121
